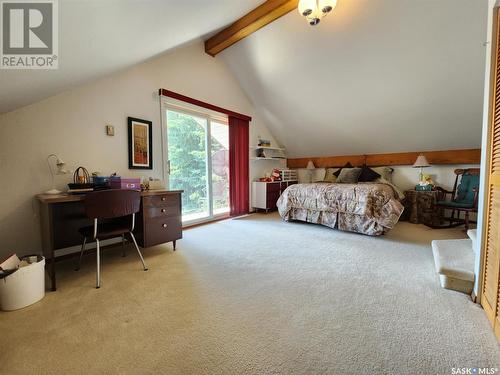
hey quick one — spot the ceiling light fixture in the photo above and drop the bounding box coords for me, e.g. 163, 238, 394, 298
298, 0, 337, 26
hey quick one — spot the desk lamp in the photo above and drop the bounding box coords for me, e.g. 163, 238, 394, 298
45, 154, 69, 194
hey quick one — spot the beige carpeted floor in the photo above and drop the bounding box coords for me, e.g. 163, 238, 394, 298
1, 213, 499, 374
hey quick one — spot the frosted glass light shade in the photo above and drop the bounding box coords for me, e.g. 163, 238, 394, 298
298, 0, 317, 16
413, 155, 430, 168
319, 0, 337, 13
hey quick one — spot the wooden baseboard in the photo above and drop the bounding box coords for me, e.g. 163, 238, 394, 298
287, 149, 481, 168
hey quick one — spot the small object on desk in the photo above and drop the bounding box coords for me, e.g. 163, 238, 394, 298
147, 178, 166, 190
68, 167, 94, 193
109, 176, 141, 190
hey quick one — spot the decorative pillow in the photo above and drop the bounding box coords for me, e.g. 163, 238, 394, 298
358, 165, 381, 182
372, 167, 394, 183
324, 168, 339, 182
337, 168, 362, 183
333, 162, 353, 177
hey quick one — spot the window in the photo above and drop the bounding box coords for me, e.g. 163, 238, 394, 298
162, 100, 229, 224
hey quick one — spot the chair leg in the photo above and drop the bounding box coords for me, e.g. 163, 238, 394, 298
122, 234, 126, 257
129, 231, 148, 271
75, 237, 87, 271
449, 209, 455, 227
96, 238, 101, 289
464, 211, 470, 232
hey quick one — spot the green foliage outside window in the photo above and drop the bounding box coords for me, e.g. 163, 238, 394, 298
167, 111, 228, 216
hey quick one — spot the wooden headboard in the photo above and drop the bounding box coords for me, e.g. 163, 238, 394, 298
286, 149, 481, 169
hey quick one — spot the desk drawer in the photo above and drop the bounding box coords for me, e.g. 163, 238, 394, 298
144, 205, 180, 219
144, 216, 182, 247
143, 194, 180, 208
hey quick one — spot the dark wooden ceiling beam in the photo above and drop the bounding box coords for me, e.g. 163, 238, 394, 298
205, 0, 299, 57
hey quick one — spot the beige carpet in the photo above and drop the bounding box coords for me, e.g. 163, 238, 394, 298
1, 213, 499, 374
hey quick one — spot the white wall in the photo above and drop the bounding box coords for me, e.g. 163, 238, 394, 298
0, 40, 278, 259
222, 0, 487, 157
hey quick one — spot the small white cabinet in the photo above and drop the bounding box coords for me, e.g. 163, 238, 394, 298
252, 180, 298, 212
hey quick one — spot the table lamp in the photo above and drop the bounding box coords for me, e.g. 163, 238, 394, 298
306, 160, 315, 183
45, 154, 69, 194
412, 154, 430, 184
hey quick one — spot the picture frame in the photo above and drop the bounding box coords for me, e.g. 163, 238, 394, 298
128, 117, 153, 169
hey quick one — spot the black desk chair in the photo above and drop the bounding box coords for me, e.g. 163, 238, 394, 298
76, 189, 148, 288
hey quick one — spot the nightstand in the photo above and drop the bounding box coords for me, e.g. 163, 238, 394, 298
403, 189, 443, 227
252, 180, 298, 212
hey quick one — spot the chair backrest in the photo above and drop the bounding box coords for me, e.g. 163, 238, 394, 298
453, 168, 480, 204
84, 189, 141, 219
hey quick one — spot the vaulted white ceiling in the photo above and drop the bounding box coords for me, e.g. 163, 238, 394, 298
0, 0, 263, 113
220, 0, 488, 157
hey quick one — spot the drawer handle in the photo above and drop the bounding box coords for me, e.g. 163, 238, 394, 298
162, 224, 168, 228
161, 208, 166, 213
161, 197, 166, 201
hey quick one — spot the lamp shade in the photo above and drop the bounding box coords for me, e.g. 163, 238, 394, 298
298, 0, 316, 16
319, 0, 337, 13
413, 155, 430, 168
306, 160, 316, 170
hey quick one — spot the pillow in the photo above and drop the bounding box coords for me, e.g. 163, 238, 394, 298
333, 162, 353, 177
358, 165, 381, 182
324, 168, 339, 182
372, 167, 394, 183
337, 168, 362, 183
314, 168, 326, 182
318, 176, 337, 183
375, 177, 405, 200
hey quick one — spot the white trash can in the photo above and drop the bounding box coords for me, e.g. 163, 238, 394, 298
0, 255, 45, 311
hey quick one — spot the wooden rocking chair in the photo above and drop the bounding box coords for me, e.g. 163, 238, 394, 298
435, 168, 480, 231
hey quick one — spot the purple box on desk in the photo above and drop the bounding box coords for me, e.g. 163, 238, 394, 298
109, 177, 141, 190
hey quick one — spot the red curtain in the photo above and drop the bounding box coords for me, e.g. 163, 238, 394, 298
229, 116, 249, 216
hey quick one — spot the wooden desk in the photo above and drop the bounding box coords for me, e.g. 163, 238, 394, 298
36, 190, 183, 291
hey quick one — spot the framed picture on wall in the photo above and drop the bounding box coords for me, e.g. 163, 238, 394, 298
128, 117, 153, 169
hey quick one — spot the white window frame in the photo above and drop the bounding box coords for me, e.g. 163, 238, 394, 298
160, 96, 229, 226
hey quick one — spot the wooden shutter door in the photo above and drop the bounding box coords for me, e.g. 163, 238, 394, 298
481, 10, 500, 341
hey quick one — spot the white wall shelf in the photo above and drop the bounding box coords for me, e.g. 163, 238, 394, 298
250, 157, 286, 161
250, 146, 285, 151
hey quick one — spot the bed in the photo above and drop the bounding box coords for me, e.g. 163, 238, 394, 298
276, 182, 404, 236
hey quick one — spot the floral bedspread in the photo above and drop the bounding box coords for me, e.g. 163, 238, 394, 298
276, 183, 404, 236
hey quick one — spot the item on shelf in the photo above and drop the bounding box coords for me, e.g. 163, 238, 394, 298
279, 169, 298, 181
258, 139, 271, 147
109, 176, 141, 190
68, 167, 94, 193
271, 169, 281, 181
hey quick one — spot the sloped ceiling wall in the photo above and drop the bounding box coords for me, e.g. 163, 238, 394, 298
220, 0, 488, 158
